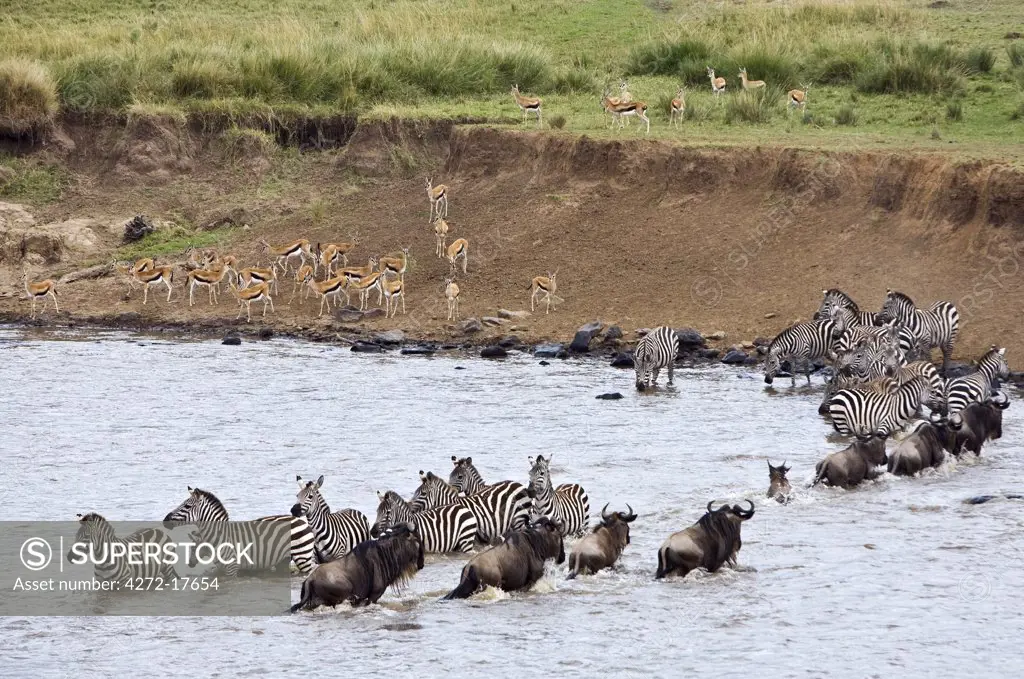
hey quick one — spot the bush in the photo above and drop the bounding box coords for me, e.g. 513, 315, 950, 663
966, 47, 995, 74
549, 114, 566, 129
801, 110, 816, 125
835, 104, 858, 126
855, 42, 965, 95
945, 100, 963, 121
0, 58, 58, 137
1011, 100, 1024, 121
54, 56, 139, 111
1007, 43, 1024, 68
552, 67, 596, 94
626, 38, 712, 78
723, 53, 799, 90
684, 100, 712, 122
724, 88, 779, 124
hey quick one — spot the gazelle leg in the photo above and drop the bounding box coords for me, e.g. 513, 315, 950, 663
165, 279, 173, 302
143, 285, 150, 305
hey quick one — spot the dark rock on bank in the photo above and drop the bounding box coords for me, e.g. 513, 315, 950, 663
480, 345, 508, 359
569, 321, 603, 353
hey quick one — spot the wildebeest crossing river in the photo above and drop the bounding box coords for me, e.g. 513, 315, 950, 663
2, 328, 1023, 677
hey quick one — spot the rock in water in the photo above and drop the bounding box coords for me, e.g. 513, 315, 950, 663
258, 327, 274, 340
569, 321, 603, 353
222, 333, 241, 346
533, 343, 563, 358
721, 349, 748, 365
480, 345, 508, 359
123, 215, 155, 243
596, 392, 624, 400
351, 341, 383, 353
401, 346, 436, 356
373, 329, 405, 345
675, 328, 705, 350
610, 352, 634, 368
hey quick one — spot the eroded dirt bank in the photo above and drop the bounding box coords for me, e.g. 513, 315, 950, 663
2, 116, 1024, 360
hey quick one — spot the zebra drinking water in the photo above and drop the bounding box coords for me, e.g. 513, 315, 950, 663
527, 454, 590, 538
942, 346, 1010, 418
764, 319, 844, 385
877, 290, 959, 375
70, 513, 179, 584
411, 469, 531, 545
634, 326, 681, 391
371, 490, 479, 554
828, 376, 931, 440
163, 487, 317, 575
291, 475, 371, 563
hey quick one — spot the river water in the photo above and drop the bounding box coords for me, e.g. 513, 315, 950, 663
1, 327, 1022, 678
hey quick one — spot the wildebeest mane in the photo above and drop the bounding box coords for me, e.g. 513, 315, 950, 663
350, 531, 422, 597
694, 508, 742, 571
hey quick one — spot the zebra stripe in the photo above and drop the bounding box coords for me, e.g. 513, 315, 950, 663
72, 513, 178, 584
943, 347, 1009, 417
834, 317, 913, 360
292, 475, 370, 563
528, 454, 590, 538
448, 456, 486, 495
815, 288, 878, 326
412, 470, 531, 544
372, 490, 478, 553
163, 487, 318, 575
634, 326, 680, 391
893, 360, 945, 412
764, 319, 842, 385
828, 377, 931, 439
877, 290, 959, 374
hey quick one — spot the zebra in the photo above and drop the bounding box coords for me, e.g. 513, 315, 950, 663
448, 455, 488, 494
527, 454, 590, 538
819, 341, 902, 415
832, 313, 914, 360
410, 469, 532, 545
71, 513, 178, 584
291, 475, 371, 563
892, 360, 945, 413
828, 376, 931, 440
763, 318, 843, 385
371, 490, 478, 554
634, 326, 680, 391
877, 289, 959, 375
942, 346, 1009, 418
163, 487, 318, 575
815, 288, 878, 326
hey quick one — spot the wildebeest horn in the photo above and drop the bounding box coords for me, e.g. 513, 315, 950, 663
706, 500, 715, 514
601, 503, 611, 521
624, 504, 637, 521
735, 500, 755, 518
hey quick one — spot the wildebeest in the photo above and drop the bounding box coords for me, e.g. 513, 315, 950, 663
566, 504, 637, 579
442, 517, 565, 600
947, 391, 1009, 456
887, 421, 950, 476
655, 500, 755, 579
767, 461, 792, 503
812, 438, 887, 489
289, 522, 424, 612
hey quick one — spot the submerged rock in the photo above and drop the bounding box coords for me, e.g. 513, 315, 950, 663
401, 346, 435, 356
610, 352, 634, 368
596, 392, 624, 400
351, 341, 383, 353
533, 343, 563, 358
480, 345, 508, 359
222, 333, 241, 346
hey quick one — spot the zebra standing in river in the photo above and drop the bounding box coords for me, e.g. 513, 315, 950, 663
877, 289, 959, 375
291, 475, 370, 563
163, 487, 316, 575
764, 318, 844, 385
815, 288, 878, 326
371, 490, 478, 553
943, 346, 1009, 418
634, 326, 680, 391
828, 376, 931, 440
411, 469, 532, 544
527, 454, 590, 538
72, 513, 179, 584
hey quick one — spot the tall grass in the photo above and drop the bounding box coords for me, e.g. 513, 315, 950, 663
0, 58, 58, 136
966, 47, 995, 74
724, 88, 781, 124
1008, 43, 1024, 69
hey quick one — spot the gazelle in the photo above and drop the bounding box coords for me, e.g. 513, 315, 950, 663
288, 264, 315, 305
738, 67, 766, 91
237, 265, 278, 295
215, 254, 239, 287
788, 84, 809, 111
349, 271, 383, 311
530, 270, 558, 314
22, 271, 58, 318
706, 66, 726, 100
186, 262, 229, 307
444, 277, 460, 321
446, 238, 469, 275
230, 281, 275, 321
669, 88, 686, 126
339, 256, 378, 284
434, 217, 449, 257
608, 99, 650, 134
132, 264, 175, 305
605, 81, 633, 126
379, 247, 410, 283
511, 84, 542, 127
184, 245, 217, 271
258, 238, 313, 276
322, 240, 356, 268
382, 277, 405, 318
132, 257, 155, 274
426, 178, 449, 223
316, 243, 341, 278
112, 259, 141, 297
306, 274, 350, 317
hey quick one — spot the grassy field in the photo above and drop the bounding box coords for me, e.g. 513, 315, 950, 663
2, 0, 1024, 158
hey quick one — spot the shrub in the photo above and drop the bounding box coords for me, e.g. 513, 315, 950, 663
835, 104, 858, 126
965, 47, 995, 74
54, 56, 139, 111
855, 43, 965, 95
945, 100, 963, 121
724, 88, 779, 124
0, 58, 58, 137
549, 114, 566, 130
626, 38, 712, 78
684, 100, 712, 122
1007, 43, 1024, 68
1011, 100, 1024, 121
552, 67, 596, 94
801, 110, 816, 125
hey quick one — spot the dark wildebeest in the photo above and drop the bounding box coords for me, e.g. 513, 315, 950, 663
655, 500, 755, 579
442, 517, 565, 600
566, 504, 637, 579
812, 437, 887, 489
289, 522, 424, 612
948, 391, 1009, 456
887, 421, 952, 476
767, 461, 792, 503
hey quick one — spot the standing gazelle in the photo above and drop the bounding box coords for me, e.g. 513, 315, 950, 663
511, 84, 542, 127
350, 271, 384, 311
259, 238, 313, 276
530, 270, 558, 314
382, 277, 405, 318
426, 178, 449, 223
434, 217, 449, 257
186, 262, 229, 307
447, 238, 469, 275
610, 99, 651, 134
306, 274, 350, 317
379, 247, 410, 283
444, 278, 460, 321
738, 67, 766, 91
288, 264, 315, 305
22, 271, 59, 318
706, 66, 727, 100
230, 281, 275, 321
669, 88, 686, 126
788, 84, 809, 111
132, 265, 176, 305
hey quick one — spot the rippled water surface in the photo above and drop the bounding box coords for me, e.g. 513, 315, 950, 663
2, 327, 1023, 678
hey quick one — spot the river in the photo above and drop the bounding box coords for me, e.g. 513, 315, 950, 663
1, 327, 1022, 678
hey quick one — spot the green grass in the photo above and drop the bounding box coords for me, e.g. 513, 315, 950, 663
0, 0, 1023, 159
115, 223, 230, 261
0, 155, 68, 204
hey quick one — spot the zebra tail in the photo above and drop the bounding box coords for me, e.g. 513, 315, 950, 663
442, 565, 479, 601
